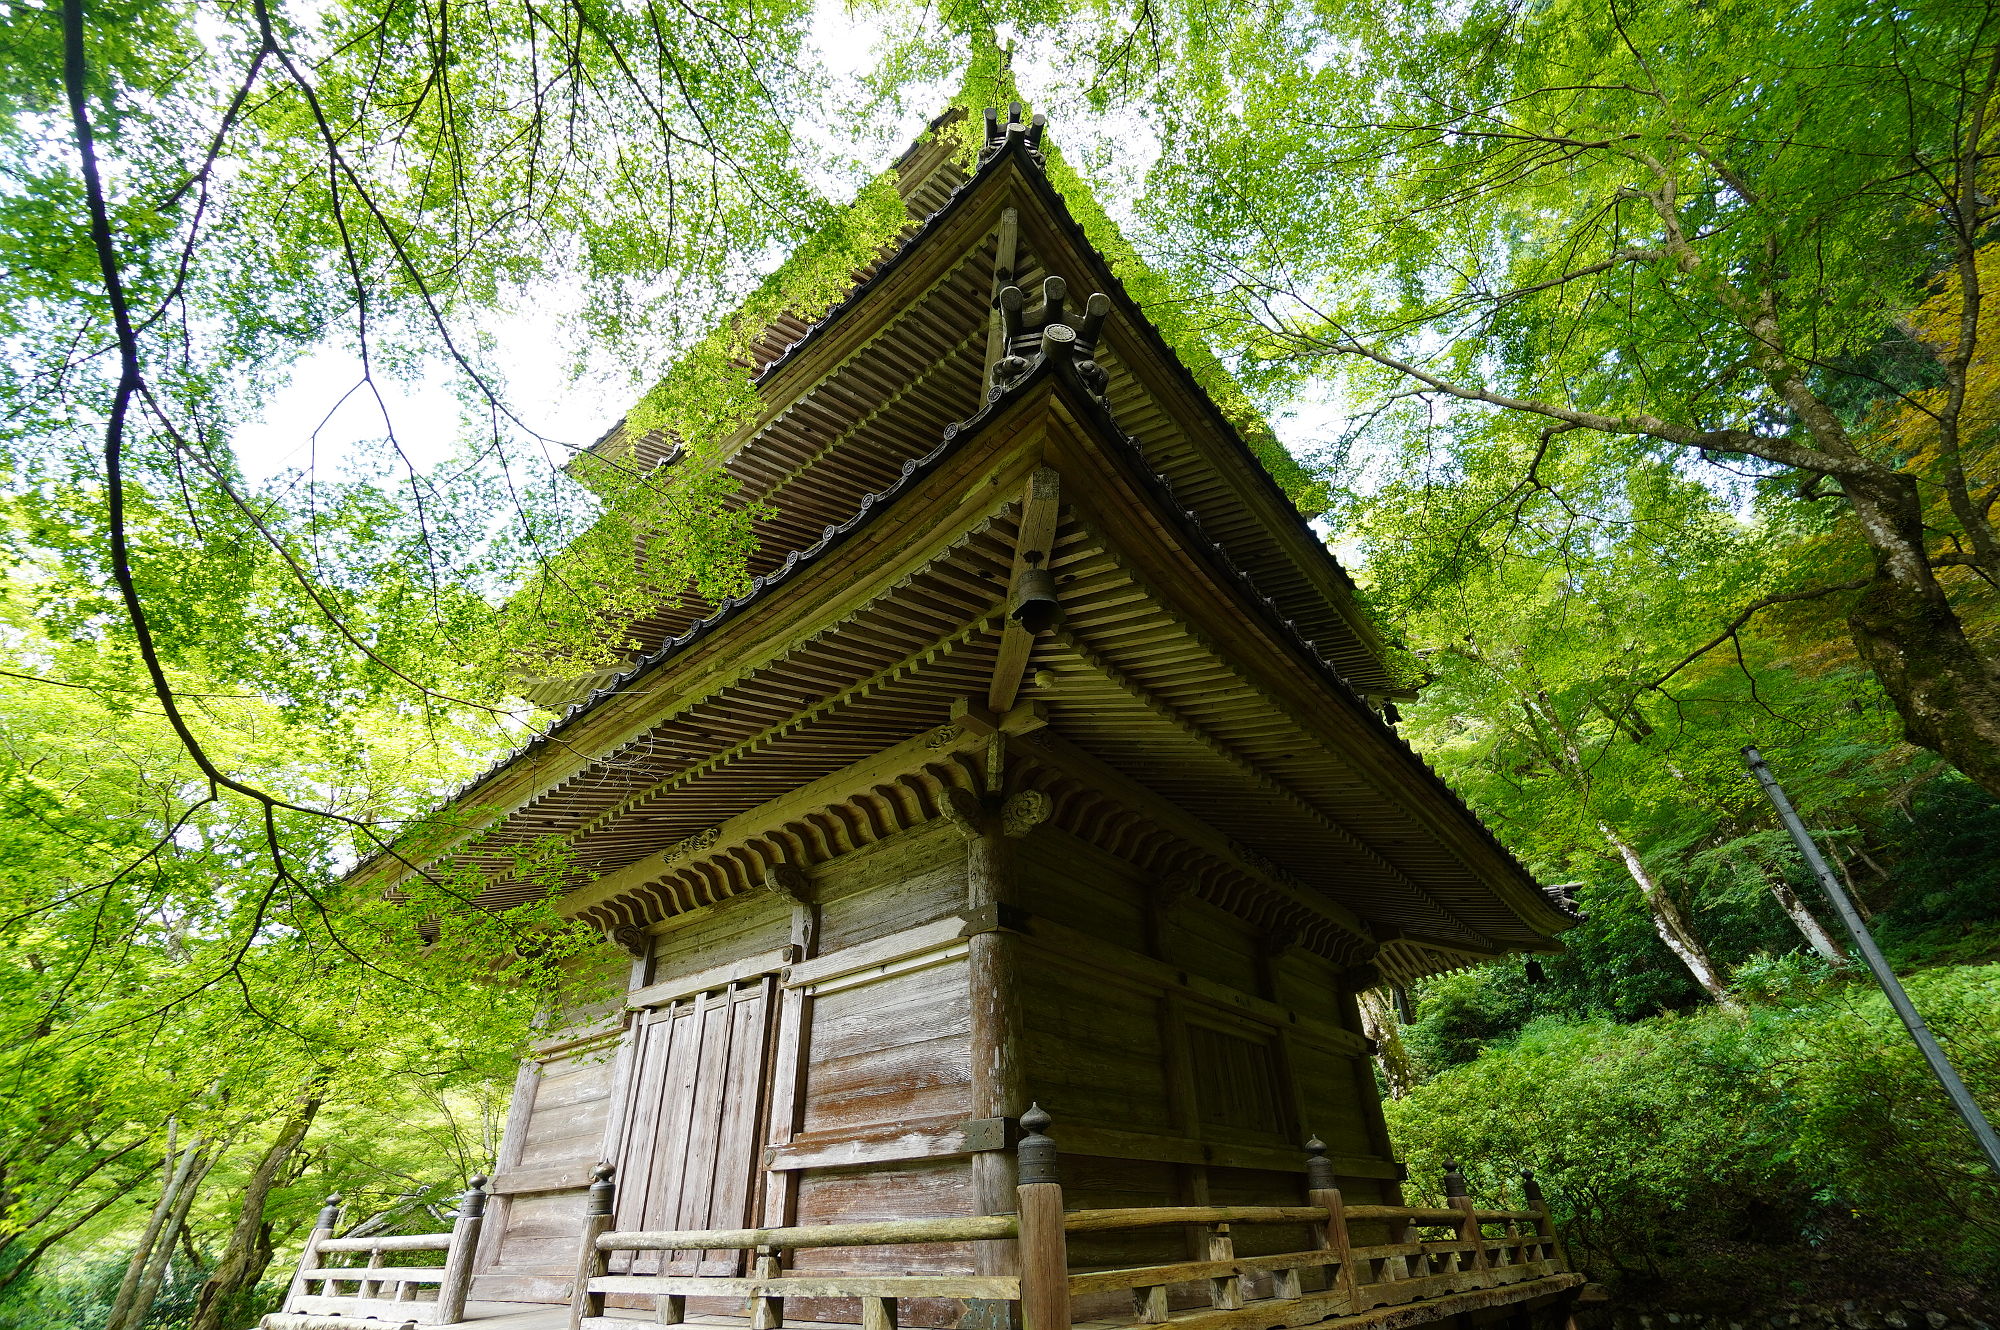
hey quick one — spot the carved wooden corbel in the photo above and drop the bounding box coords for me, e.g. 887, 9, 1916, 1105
762, 864, 817, 958
1000, 789, 1053, 839
608, 925, 649, 961
941, 786, 987, 840
762, 864, 809, 901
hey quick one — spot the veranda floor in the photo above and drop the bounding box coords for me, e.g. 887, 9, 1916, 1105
425, 1274, 1584, 1330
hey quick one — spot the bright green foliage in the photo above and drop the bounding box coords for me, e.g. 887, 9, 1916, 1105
0, 593, 599, 1304
1387, 966, 2000, 1297
1115, 0, 2000, 793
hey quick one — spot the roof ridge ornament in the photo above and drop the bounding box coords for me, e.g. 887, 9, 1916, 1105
993, 276, 1115, 405
981, 103, 1048, 168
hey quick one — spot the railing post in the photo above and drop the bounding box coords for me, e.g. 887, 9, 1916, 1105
435, 1173, 488, 1325
1303, 1137, 1357, 1310
1442, 1162, 1490, 1279
570, 1163, 616, 1330
283, 1193, 341, 1313
1523, 1170, 1569, 1273
1015, 1105, 1070, 1330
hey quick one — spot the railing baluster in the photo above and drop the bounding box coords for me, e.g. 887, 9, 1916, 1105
750, 1244, 783, 1330
1381, 1172, 1415, 1281
861, 1295, 898, 1330
357, 1247, 385, 1302
1203, 1223, 1241, 1309
1131, 1284, 1170, 1323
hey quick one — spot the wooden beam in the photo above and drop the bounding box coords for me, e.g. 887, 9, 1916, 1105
984, 207, 1021, 392
988, 467, 1062, 714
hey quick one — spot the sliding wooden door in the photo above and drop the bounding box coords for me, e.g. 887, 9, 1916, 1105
613, 976, 777, 1275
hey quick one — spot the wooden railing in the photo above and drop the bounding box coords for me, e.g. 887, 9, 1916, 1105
571, 1110, 1576, 1330
262, 1178, 488, 1329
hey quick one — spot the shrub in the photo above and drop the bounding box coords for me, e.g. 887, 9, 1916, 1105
1383, 964, 2000, 1303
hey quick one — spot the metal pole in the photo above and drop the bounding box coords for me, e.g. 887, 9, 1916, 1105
1743, 746, 2000, 1180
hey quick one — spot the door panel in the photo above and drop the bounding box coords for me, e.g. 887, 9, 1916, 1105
615, 977, 776, 1274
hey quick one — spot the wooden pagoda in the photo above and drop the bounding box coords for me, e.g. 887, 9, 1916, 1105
332, 106, 1585, 1330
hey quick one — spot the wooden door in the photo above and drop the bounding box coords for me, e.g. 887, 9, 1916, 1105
614, 976, 777, 1274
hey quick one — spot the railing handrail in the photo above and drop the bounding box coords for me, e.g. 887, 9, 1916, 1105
598, 1214, 1019, 1252
1339, 1204, 1467, 1224
1061, 1205, 1324, 1232
594, 1201, 1531, 1255
314, 1234, 456, 1254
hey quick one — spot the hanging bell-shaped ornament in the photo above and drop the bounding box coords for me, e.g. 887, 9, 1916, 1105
1009, 552, 1064, 634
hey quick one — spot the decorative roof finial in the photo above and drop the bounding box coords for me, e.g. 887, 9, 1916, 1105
980, 106, 1048, 168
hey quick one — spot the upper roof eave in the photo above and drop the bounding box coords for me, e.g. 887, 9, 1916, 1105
742, 133, 1400, 687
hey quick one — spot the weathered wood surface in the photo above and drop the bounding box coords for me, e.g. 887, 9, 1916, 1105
1061, 1207, 1326, 1233
261, 1314, 418, 1330
1088, 1272, 1586, 1330
587, 1275, 1020, 1299
786, 917, 966, 990
490, 1162, 597, 1196
289, 1295, 440, 1320
1066, 1248, 1340, 1296
765, 1115, 977, 1172
315, 1234, 454, 1253
301, 1265, 449, 1282
600, 1215, 1018, 1252
627, 950, 795, 1009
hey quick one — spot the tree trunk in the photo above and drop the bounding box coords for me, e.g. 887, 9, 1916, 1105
1841, 473, 2000, 799
122, 1146, 212, 1330
1357, 989, 1417, 1098
1598, 820, 1734, 1002
1762, 870, 1850, 967
188, 1096, 321, 1330
106, 1132, 203, 1330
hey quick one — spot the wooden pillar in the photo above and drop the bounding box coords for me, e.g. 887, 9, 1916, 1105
945, 771, 1030, 1330
1015, 1107, 1070, 1330
569, 1164, 615, 1330
967, 820, 1026, 1222
435, 1175, 488, 1325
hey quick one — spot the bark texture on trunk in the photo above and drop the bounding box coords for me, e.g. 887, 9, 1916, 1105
1357, 989, 1417, 1099
107, 1135, 207, 1330
188, 1096, 320, 1330
1842, 475, 2000, 799
1599, 821, 1733, 1002
1763, 871, 1850, 966
124, 1146, 212, 1330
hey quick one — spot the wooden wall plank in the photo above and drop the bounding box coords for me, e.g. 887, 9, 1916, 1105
814, 824, 966, 953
